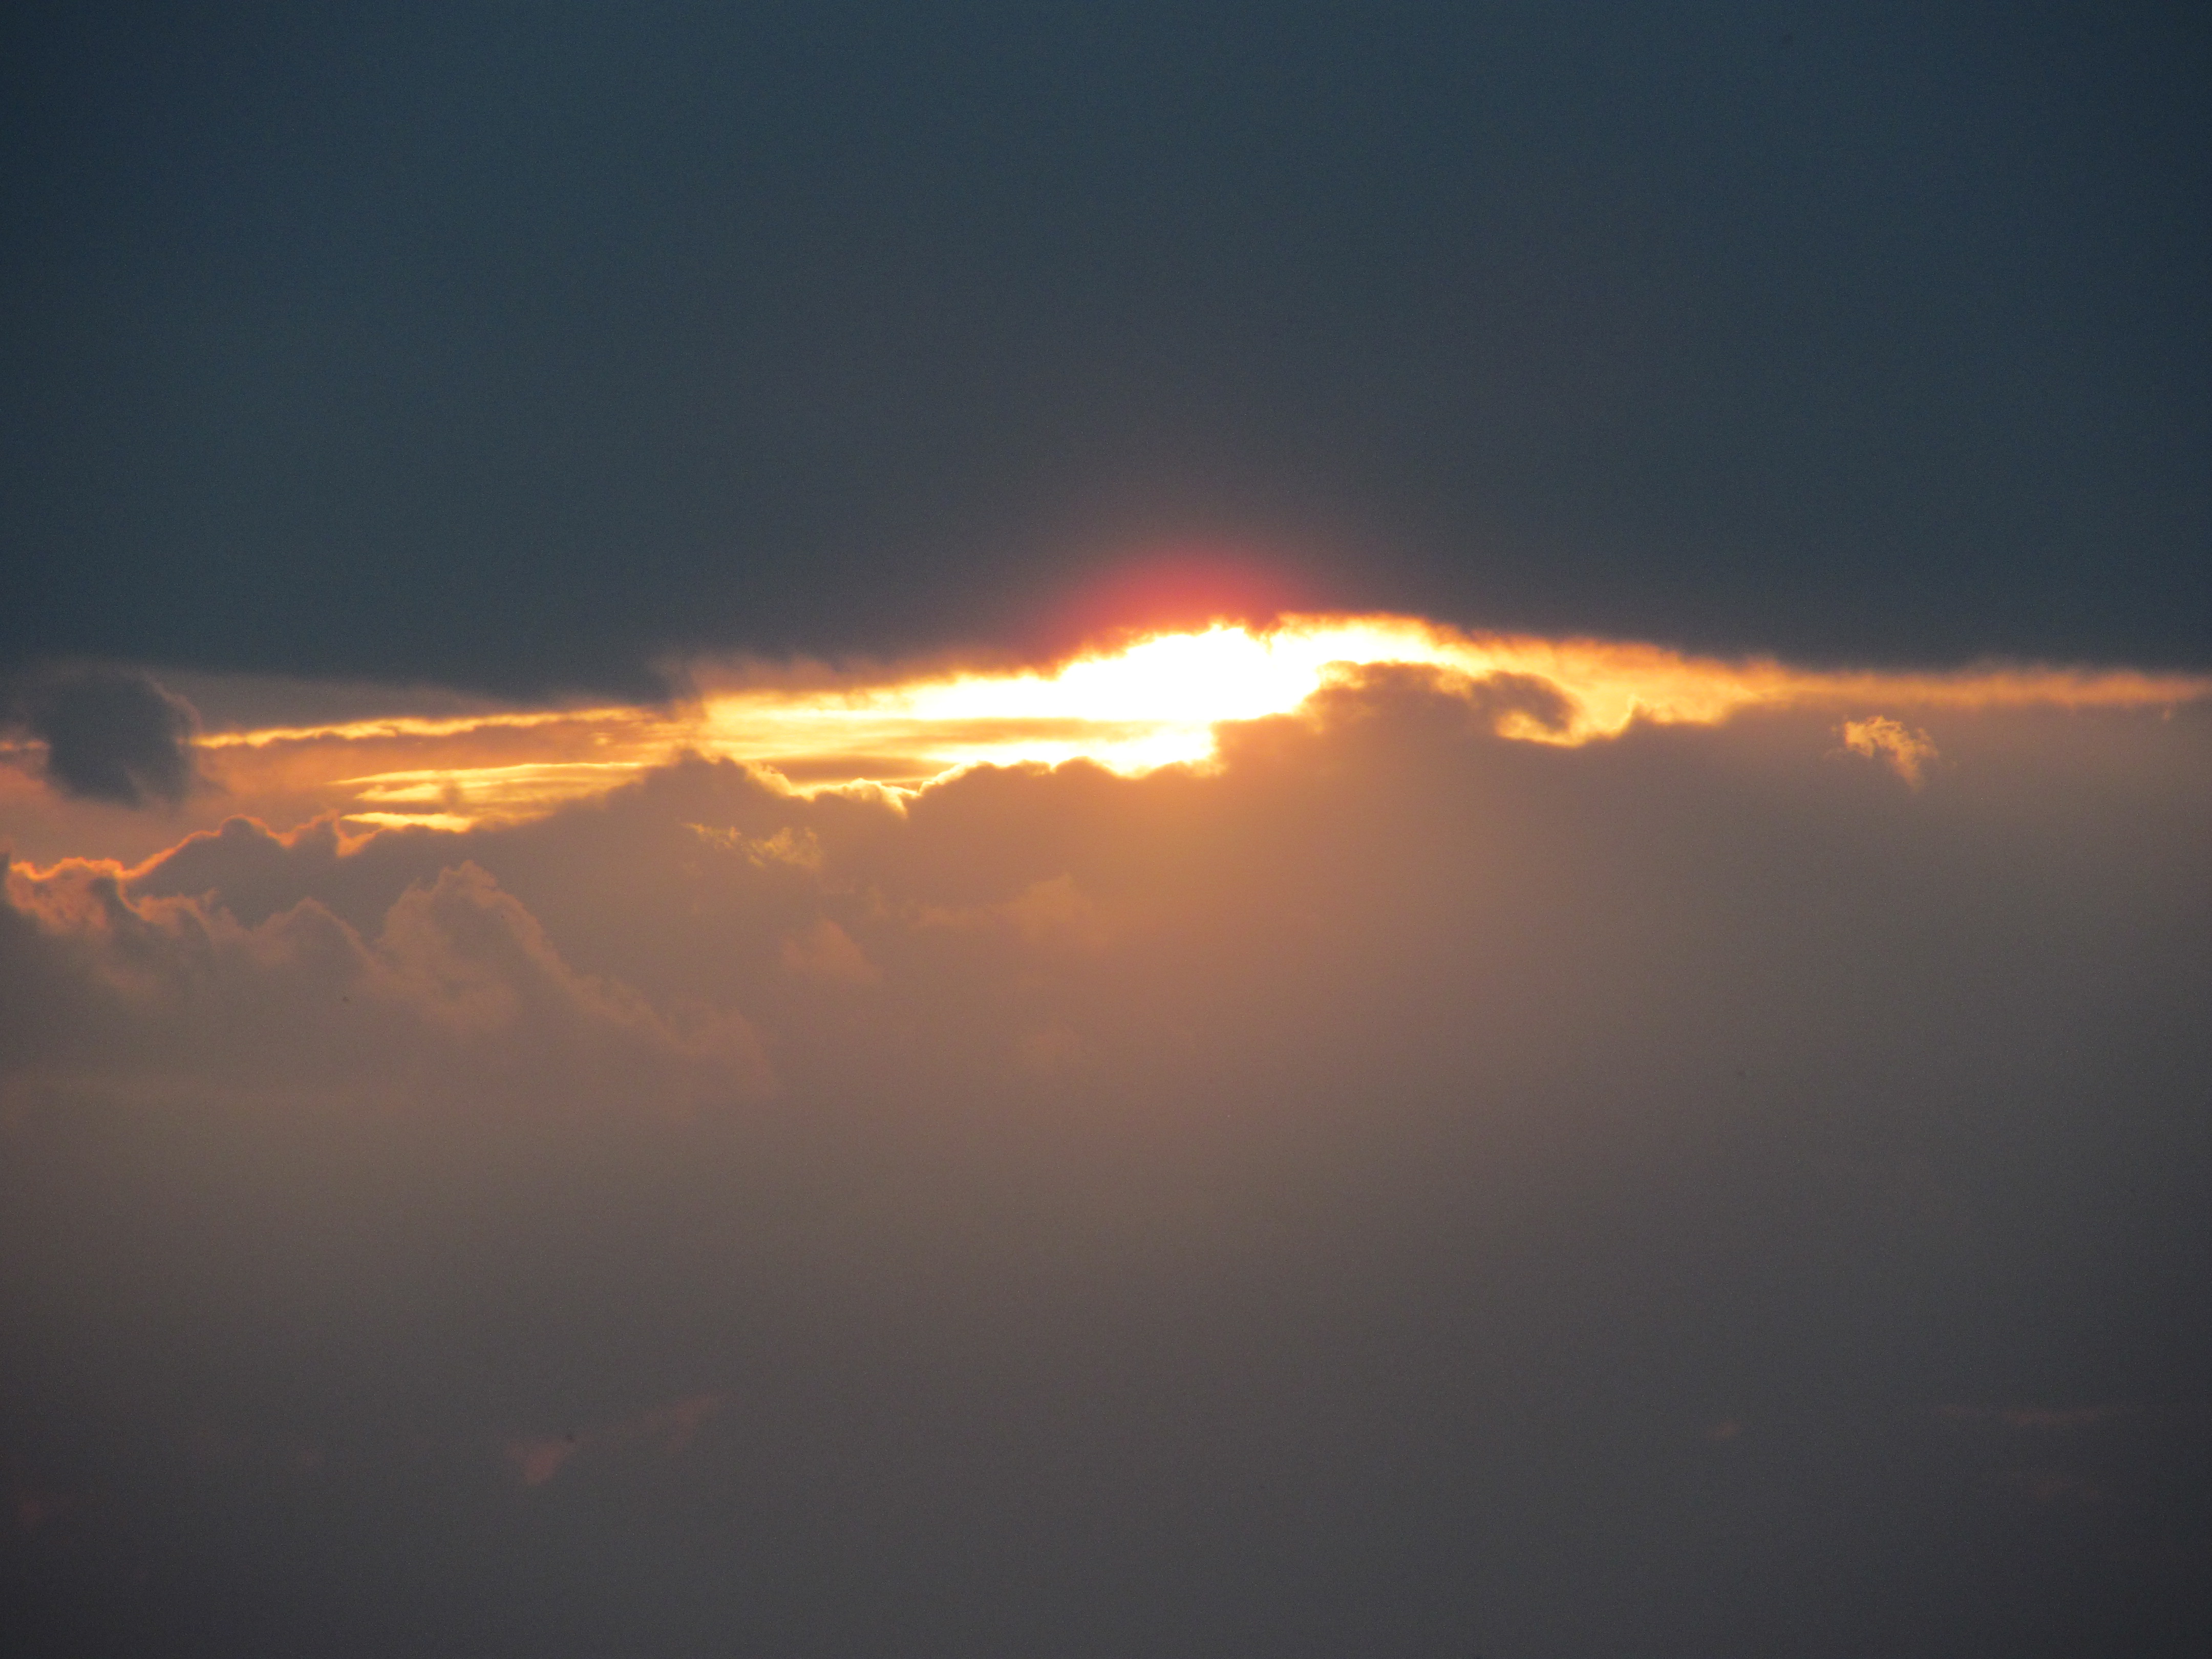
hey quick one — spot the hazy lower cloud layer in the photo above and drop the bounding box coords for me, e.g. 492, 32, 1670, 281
3, 627, 2208, 1654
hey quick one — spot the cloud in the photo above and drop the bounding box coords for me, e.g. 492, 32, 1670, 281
3, 665, 202, 806
2, 850, 773, 1112
1, 662, 2206, 1654
505, 1393, 727, 1487
1838, 715, 1941, 786
504, 1435, 578, 1487
782, 918, 880, 985
7, 621, 2196, 867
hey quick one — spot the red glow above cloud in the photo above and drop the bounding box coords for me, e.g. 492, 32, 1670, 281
1041, 545, 1320, 653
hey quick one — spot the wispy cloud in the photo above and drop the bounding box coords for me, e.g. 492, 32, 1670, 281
506, 1394, 727, 1487
1838, 716, 1941, 786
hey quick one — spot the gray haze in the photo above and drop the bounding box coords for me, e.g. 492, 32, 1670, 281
5, 677, 2206, 1654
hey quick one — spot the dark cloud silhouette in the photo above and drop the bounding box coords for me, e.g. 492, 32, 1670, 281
4, 665, 202, 807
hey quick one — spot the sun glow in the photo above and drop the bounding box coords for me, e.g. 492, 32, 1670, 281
688, 615, 2209, 784
695, 621, 1465, 776
26, 615, 2194, 849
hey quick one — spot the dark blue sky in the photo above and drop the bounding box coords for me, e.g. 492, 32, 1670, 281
5, 2, 2206, 693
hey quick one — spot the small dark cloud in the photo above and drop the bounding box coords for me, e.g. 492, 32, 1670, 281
4, 665, 202, 807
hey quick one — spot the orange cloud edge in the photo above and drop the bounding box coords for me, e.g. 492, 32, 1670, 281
7, 612, 2208, 863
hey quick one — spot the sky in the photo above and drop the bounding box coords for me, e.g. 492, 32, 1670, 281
3, 4, 2209, 1655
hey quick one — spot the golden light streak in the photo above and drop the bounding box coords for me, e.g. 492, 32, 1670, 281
193, 708, 619, 749
212, 619, 2212, 829
337, 761, 652, 814
12, 618, 2206, 849
687, 616, 2211, 781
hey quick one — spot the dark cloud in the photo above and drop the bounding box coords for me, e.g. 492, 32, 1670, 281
4, 665, 202, 806
3, 685, 2205, 1653
2, 3, 2206, 692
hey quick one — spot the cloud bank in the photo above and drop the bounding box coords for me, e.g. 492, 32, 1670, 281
4, 616, 2202, 867
2, 658, 2207, 1654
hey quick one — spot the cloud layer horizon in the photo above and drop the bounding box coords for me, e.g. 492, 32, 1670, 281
5, 648, 2206, 1654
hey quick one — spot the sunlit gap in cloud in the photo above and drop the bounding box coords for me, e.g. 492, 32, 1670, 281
698, 620, 1461, 779
168, 615, 2210, 835
693, 615, 2210, 780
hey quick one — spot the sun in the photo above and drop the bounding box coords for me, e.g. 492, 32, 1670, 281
697, 618, 1469, 778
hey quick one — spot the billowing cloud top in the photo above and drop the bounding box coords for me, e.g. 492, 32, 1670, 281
3, 621, 2208, 1655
